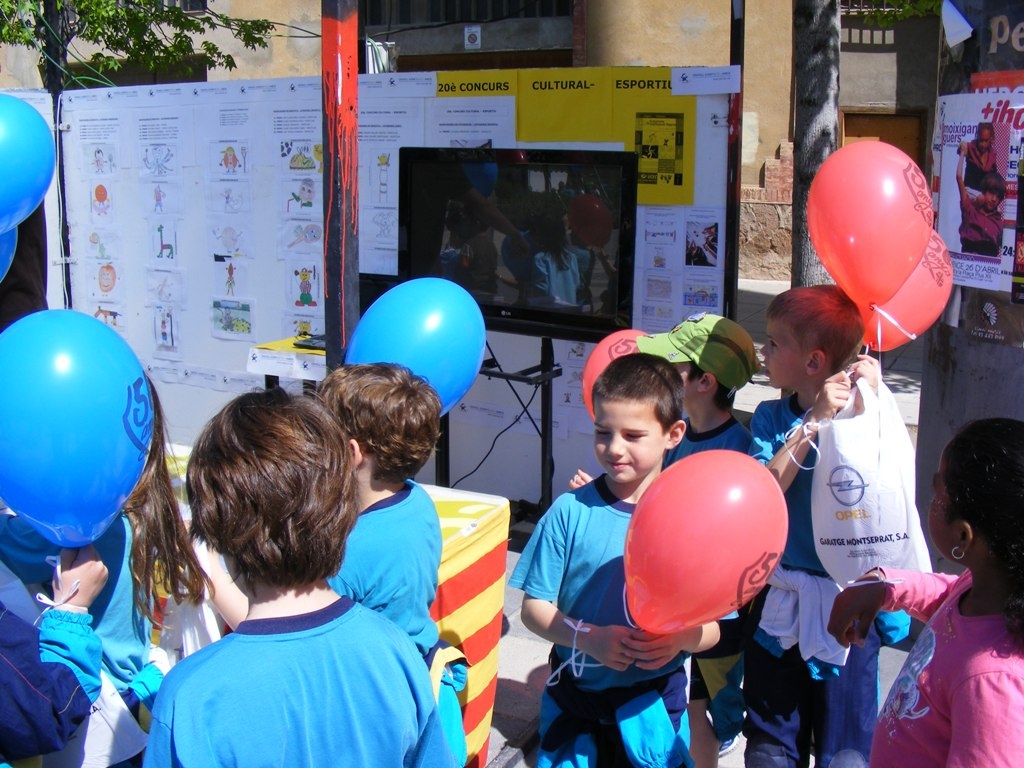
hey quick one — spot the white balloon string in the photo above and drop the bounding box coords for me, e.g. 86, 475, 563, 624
873, 305, 916, 346
34, 555, 82, 624
545, 617, 600, 687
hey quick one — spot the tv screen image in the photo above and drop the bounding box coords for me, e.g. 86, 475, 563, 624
392, 147, 639, 343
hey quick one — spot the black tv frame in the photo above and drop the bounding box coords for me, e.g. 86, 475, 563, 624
378, 146, 639, 344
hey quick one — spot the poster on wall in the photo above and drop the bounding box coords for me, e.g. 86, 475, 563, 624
934, 86, 1024, 348
934, 92, 1020, 292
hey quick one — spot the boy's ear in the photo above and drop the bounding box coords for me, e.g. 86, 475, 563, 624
348, 437, 366, 467
699, 372, 718, 393
806, 349, 826, 373
667, 419, 686, 449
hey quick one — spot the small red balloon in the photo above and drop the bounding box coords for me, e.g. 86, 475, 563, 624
582, 329, 644, 419
860, 231, 953, 352
625, 451, 788, 633
808, 141, 933, 306
568, 194, 613, 248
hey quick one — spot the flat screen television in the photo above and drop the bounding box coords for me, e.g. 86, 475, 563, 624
375, 146, 639, 343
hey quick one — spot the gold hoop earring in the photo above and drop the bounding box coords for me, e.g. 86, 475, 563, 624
951, 545, 965, 561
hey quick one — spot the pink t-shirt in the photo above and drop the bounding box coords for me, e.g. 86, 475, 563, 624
870, 569, 1024, 767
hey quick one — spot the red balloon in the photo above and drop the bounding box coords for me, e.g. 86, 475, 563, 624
860, 231, 953, 352
625, 451, 787, 633
808, 141, 933, 306
582, 329, 644, 418
568, 194, 613, 248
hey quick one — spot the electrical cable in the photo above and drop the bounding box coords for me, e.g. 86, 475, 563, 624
483, 340, 543, 437
451, 380, 540, 488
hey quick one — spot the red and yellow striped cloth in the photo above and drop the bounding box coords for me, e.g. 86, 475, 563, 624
426, 486, 511, 768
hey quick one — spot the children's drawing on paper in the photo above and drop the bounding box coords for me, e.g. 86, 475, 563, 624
146, 268, 186, 307
285, 313, 325, 339
211, 298, 255, 341
376, 152, 390, 203
144, 181, 181, 216
287, 258, 322, 308
91, 303, 127, 332
208, 180, 251, 213
210, 222, 247, 261
91, 183, 113, 220
279, 220, 324, 255
215, 259, 249, 297
149, 219, 180, 265
86, 230, 118, 261
211, 142, 249, 176
153, 305, 182, 360
278, 138, 320, 173
282, 177, 318, 213
86, 260, 126, 303
87, 144, 116, 175
140, 143, 177, 177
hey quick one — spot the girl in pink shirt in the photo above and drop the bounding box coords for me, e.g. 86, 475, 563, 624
829, 417, 1024, 767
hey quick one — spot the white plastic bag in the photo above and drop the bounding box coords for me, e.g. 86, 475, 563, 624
811, 378, 931, 584
156, 542, 226, 664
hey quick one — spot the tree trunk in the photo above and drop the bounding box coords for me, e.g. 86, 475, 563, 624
791, 0, 840, 288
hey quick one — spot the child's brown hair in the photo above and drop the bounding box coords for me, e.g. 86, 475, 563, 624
187, 388, 357, 589
122, 376, 209, 624
766, 285, 863, 373
591, 353, 685, 430
318, 363, 441, 484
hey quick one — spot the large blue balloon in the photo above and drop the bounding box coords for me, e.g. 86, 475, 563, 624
0, 227, 17, 284
0, 310, 152, 546
346, 278, 485, 414
0, 94, 55, 234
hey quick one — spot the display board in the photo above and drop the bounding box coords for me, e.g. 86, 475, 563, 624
59, 67, 737, 460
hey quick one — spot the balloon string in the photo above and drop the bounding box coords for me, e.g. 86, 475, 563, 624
34, 555, 83, 625
870, 304, 917, 348
783, 414, 822, 472
545, 618, 600, 687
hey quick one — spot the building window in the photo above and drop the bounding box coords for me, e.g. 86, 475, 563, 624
361, 0, 571, 28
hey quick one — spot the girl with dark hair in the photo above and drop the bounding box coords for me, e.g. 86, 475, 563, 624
829, 417, 1024, 767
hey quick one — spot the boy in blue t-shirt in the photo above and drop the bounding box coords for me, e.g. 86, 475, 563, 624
745, 285, 882, 767
318, 363, 467, 765
145, 389, 454, 768
512, 353, 721, 768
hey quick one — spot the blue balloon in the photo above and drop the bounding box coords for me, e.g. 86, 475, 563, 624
0, 94, 55, 234
346, 278, 485, 415
0, 227, 17, 284
0, 310, 152, 546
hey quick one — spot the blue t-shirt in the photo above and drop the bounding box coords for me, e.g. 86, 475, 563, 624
665, 416, 752, 466
509, 478, 687, 692
327, 481, 441, 656
748, 394, 826, 574
145, 598, 455, 768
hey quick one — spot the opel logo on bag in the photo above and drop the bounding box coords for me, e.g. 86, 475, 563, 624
827, 465, 868, 507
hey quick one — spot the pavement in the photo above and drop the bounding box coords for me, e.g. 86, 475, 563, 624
482, 278, 925, 768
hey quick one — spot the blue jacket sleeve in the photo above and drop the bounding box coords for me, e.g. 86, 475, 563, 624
0, 602, 94, 762
39, 608, 104, 701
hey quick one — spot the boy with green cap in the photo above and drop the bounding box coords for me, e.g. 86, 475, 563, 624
573, 312, 759, 767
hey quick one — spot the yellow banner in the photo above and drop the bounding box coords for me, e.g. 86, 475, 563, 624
436, 70, 518, 98
516, 67, 613, 143
612, 67, 697, 206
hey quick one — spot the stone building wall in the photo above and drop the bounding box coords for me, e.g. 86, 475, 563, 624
739, 141, 793, 280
